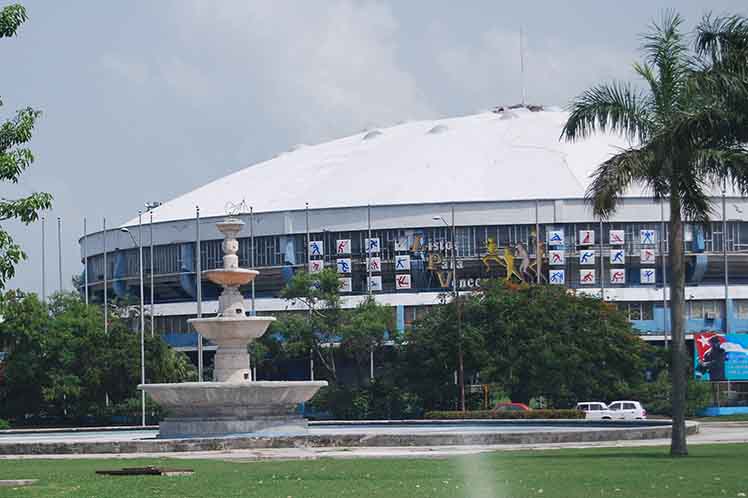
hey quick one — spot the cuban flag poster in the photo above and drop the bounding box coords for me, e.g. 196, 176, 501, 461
365, 237, 381, 254
609, 230, 625, 245
579, 269, 596, 285
308, 240, 324, 257
336, 258, 352, 274
395, 274, 411, 290
549, 269, 565, 285
338, 277, 352, 293
549, 250, 565, 266
336, 239, 351, 255
609, 269, 626, 285
694, 332, 748, 381
610, 249, 625, 265
366, 257, 382, 272
547, 230, 564, 246
309, 260, 324, 273
640, 268, 656, 284
395, 254, 411, 271
578, 230, 595, 246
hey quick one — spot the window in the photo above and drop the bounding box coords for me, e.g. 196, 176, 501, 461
735, 300, 748, 320
687, 300, 724, 319
617, 302, 654, 321
609, 403, 621, 411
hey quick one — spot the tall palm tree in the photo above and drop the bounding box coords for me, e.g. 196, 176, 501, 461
562, 12, 748, 456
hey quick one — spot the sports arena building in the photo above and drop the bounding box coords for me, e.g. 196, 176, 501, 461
79, 106, 748, 358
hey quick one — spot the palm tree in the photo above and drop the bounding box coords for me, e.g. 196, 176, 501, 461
562, 12, 748, 456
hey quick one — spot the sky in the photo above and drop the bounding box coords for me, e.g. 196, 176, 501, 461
1, 0, 745, 294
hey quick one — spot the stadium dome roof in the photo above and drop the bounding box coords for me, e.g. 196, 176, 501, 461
138, 107, 638, 225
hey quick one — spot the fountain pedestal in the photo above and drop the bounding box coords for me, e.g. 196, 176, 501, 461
140, 218, 326, 438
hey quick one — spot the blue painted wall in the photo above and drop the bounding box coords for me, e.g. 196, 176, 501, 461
631, 299, 748, 335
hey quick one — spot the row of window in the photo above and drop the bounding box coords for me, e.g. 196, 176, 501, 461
155, 299, 748, 336
85, 221, 746, 284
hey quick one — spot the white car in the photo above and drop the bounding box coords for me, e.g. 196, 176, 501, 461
607, 400, 647, 420
575, 402, 613, 420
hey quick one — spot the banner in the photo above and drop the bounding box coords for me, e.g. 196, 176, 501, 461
395, 254, 411, 271
336, 239, 351, 254
338, 277, 352, 293
365, 237, 381, 253
366, 257, 382, 272
609, 230, 625, 245
309, 240, 324, 256
309, 260, 324, 273
336, 258, 352, 274
640, 268, 656, 284
368, 276, 383, 291
695, 332, 748, 381
549, 250, 565, 266
395, 274, 411, 289
578, 230, 595, 245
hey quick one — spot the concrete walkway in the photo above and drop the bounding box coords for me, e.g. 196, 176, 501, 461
1, 422, 745, 461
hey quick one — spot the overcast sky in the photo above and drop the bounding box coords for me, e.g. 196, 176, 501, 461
1, 0, 745, 294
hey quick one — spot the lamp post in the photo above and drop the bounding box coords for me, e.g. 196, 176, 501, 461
433, 207, 465, 412
121, 214, 146, 428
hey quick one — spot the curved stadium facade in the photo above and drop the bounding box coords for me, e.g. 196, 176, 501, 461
79, 106, 748, 359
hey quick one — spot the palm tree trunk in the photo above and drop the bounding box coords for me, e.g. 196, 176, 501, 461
669, 195, 688, 456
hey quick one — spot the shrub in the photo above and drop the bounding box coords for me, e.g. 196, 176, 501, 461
424, 409, 584, 420
0, 419, 9, 430
632, 372, 712, 417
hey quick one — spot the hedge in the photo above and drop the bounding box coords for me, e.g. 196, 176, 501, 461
0, 419, 9, 430
424, 409, 584, 420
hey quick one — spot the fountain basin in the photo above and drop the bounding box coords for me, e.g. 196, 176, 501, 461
140, 381, 328, 437
203, 268, 258, 287
189, 316, 275, 343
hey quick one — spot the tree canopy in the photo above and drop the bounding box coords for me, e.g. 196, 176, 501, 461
562, 11, 748, 456
0, 291, 195, 423
0, 4, 53, 288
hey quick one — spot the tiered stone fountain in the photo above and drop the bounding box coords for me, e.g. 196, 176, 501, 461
140, 218, 326, 438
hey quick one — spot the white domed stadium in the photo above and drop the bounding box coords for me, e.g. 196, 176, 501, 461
80, 106, 748, 363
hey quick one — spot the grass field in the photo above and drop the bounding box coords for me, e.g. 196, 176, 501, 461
1, 444, 747, 498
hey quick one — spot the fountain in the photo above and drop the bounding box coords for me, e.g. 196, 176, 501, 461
140, 218, 327, 438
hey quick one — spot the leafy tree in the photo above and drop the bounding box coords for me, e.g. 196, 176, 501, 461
404, 281, 646, 411
276, 269, 393, 384
0, 4, 52, 288
0, 291, 195, 422
561, 12, 748, 456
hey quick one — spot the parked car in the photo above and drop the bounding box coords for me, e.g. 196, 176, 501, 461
575, 402, 613, 420
493, 402, 531, 412
607, 401, 647, 420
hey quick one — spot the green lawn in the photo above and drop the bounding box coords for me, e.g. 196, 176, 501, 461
1, 444, 746, 498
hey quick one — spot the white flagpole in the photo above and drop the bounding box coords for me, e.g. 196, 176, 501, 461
41, 216, 46, 302
150, 210, 154, 337
103, 217, 108, 335
196, 206, 203, 382
57, 217, 63, 293
138, 211, 146, 427
83, 217, 89, 305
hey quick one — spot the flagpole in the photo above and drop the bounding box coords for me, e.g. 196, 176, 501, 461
41, 216, 46, 303
250, 206, 255, 316
103, 217, 108, 335
367, 204, 372, 296
83, 217, 89, 305
150, 210, 154, 337
196, 205, 203, 382
57, 217, 63, 293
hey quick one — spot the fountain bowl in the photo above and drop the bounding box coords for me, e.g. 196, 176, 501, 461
188, 316, 275, 343
139, 381, 328, 437
203, 268, 258, 287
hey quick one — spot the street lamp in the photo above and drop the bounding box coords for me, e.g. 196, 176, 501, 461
120, 213, 146, 427
433, 207, 465, 412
